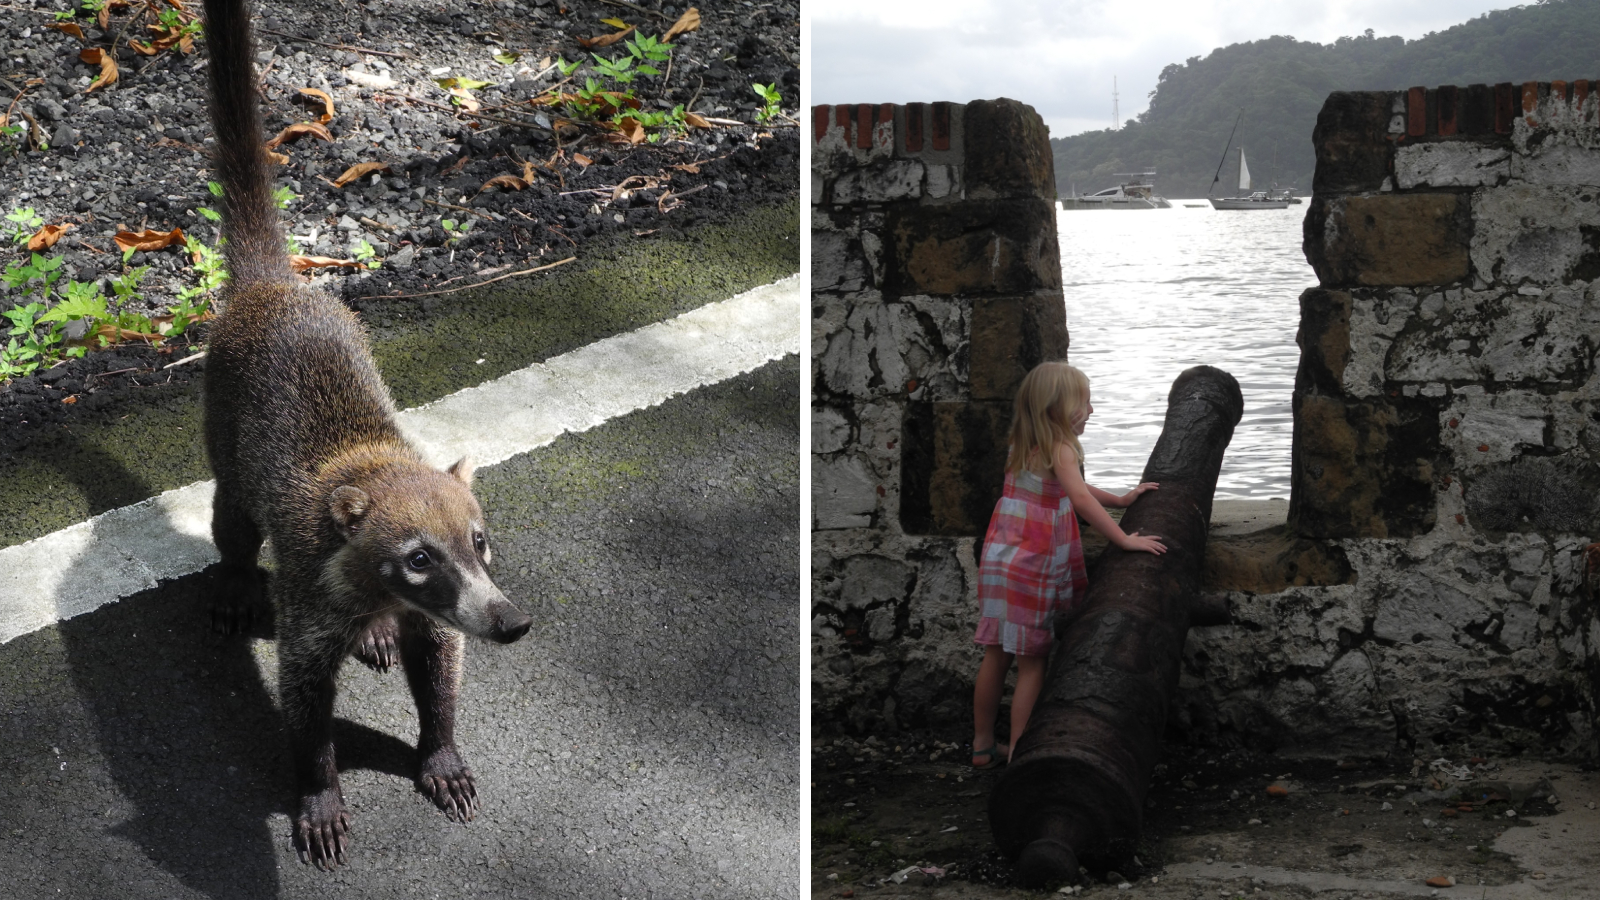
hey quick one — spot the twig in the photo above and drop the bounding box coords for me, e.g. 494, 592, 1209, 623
422, 198, 496, 222
163, 350, 206, 369
378, 92, 551, 133
2, 77, 40, 131
687, 75, 704, 113
258, 28, 413, 59
106, 1, 149, 60
87, 366, 143, 384
365, 256, 576, 299
358, 216, 397, 232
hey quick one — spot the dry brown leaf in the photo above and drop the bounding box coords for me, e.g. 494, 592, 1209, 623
573, 152, 594, 167
297, 87, 336, 123
683, 111, 711, 129
27, 223, 72, 252
47, 22, 86, 41
448, 87, 481, 112
62, 395, 78, 404
79, 48, 118, 93
480, 161, 538, 193
480, 174, 529, 191
615, 117, 646, 144
577, 25, 634, 49
267, 149, 290, 164
663, 7, 700, 43
289, 255, 362, 273
332, 161, 391, 188
114, 227, 185, 254
178, 33, 194, 54
87, 322, 163, 344
265, 121, 333, 149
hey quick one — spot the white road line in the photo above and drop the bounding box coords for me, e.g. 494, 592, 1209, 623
0, 275, 800, 645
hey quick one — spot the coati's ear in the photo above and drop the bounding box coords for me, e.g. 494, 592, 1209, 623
329, 485, 371, 537
447, 456, 475, 485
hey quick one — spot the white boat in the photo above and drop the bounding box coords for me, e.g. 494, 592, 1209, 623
1208, 148, 1287, 210
1060, 172, 1171, 210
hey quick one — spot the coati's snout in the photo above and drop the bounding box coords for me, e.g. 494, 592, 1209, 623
329, 457, 531, 642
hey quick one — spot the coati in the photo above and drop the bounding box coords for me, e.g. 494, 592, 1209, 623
199, 0, 533, 869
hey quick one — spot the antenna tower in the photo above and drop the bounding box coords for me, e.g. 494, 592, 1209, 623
1113, 76, 1119, 130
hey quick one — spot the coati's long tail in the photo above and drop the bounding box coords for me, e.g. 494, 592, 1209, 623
202, 0, 289, 286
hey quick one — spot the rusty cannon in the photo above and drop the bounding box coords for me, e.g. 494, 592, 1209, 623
988, 365, 1244, 887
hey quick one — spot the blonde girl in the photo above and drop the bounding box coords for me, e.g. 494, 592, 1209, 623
970, 362, 1165, 768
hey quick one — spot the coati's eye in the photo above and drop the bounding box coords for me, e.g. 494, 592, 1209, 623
473, 533, 487, 555
407, 550, 433, 570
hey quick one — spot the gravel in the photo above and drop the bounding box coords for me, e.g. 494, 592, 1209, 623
0, 0, 799, 377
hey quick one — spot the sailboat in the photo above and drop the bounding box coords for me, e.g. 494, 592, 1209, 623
1209, 148, 1288, 210
1207, 113, 1289, 210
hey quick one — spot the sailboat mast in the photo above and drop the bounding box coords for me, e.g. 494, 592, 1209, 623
1209, 109, 1244, 198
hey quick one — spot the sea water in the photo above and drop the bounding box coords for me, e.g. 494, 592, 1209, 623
1057, 203, 1312, 500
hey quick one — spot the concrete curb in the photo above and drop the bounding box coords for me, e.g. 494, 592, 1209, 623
0, 274, 800, 645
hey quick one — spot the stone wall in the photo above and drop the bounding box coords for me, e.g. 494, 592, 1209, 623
812, 81, 1600, 761
811, 99, 1067, 732
1184, 80, 1600, 759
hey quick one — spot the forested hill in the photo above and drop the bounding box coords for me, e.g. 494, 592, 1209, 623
1050, 0, 1600, 199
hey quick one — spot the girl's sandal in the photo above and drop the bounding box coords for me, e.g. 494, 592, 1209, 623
971, 744, 1008, 769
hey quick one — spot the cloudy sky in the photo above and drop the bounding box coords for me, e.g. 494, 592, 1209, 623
808, 0, 1513, 138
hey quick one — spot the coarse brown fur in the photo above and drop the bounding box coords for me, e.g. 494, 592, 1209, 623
199, 0, 531, 869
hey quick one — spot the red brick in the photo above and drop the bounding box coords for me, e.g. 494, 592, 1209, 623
1576, 80, 1590, 117
1523, 81, 1539, 114
1552, 80, 1569, 103
905, 102, 924, 152
1464, 83, 1491, 134
1494, 82, 1515, 133
836, 104, 850, 144
932, 102, 951, 151
813, 105, 830, 142
1407, 87, 1426, 136
1436, 85, 1458, 136
856, 103, 873, 149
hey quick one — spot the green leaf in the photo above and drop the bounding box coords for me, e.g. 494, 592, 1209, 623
207, 181, 224, 197
435, 76, 492, 91
37, 286, 107, 324
494, 50, 520, 65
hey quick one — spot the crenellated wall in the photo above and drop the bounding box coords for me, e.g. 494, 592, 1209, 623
810, 99, 1067, 733
1184, 80, 1600, 759
812, 81, 1600, 760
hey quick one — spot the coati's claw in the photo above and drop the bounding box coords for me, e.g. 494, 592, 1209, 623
419, 748, 479, 822
210, 564, 267, 635
352, 616, 399, 672
293, 791, 351, 869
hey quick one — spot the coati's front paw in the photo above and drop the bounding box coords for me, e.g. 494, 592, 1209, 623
293, 789, 351, 869
352, 615, 399, 672
210, 564, 268, 634
418, 747, 479, 822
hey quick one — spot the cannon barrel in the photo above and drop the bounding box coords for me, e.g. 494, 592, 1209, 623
988, 365, 1244, 886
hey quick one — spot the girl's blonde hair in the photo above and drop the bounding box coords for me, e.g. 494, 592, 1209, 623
1005, 361, 1090, 475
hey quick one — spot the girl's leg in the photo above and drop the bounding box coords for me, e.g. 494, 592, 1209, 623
1008, 654, 1048, 762
972, 645, 1012, 764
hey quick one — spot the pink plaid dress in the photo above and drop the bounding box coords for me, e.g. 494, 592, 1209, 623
973, 468, 1088, 656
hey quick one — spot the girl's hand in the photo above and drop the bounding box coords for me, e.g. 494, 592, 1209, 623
1118, 529, 1166, 555
1119, 482, 1159, 507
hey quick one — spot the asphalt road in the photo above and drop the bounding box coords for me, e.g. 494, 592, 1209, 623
0, 355, 799, 899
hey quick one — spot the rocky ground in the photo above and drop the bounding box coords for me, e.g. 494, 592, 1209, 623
0, 0, 798, 420
813, 731, 1600, 899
